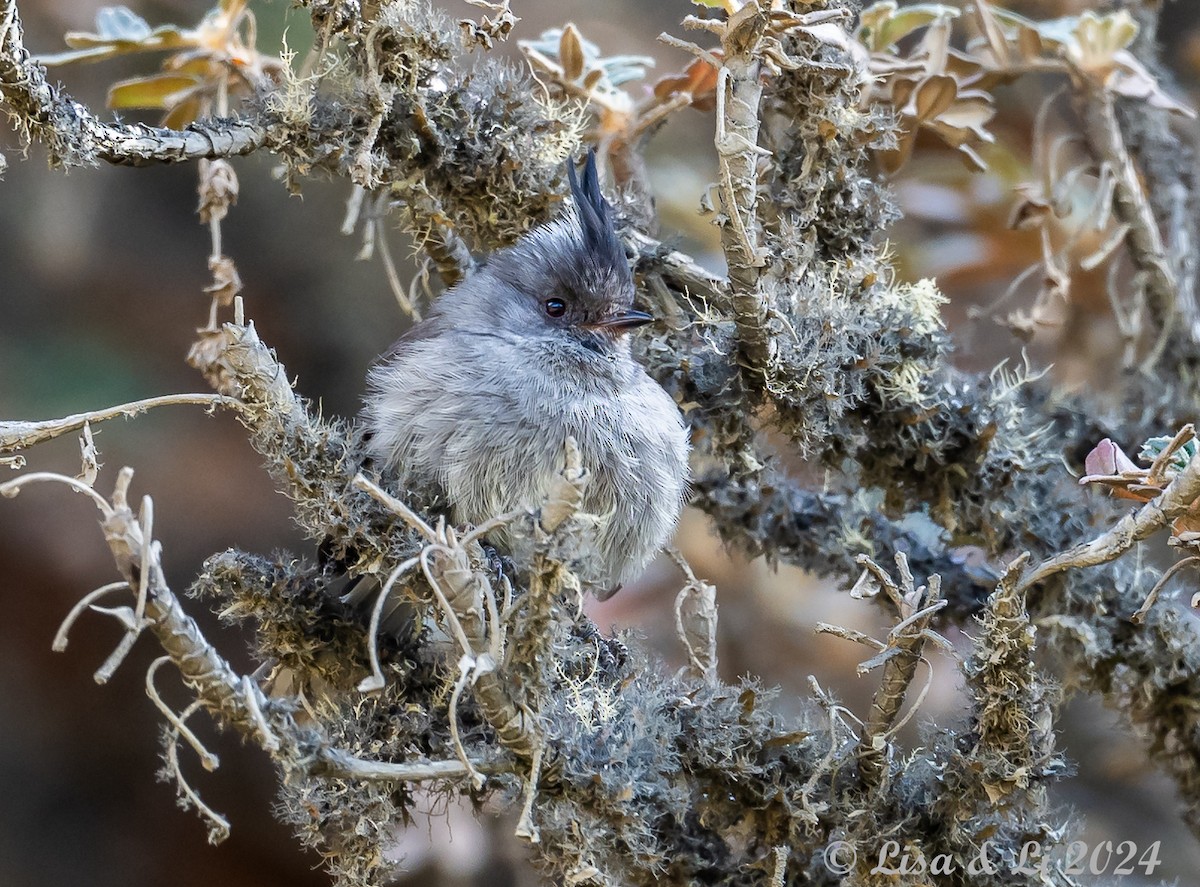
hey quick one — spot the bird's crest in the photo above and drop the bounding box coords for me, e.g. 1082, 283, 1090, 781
567, 150, 628, 283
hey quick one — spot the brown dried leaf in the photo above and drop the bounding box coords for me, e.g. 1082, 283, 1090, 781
651, 56, 720, 110
1108, 56, 1197, 118
970, 0, 1009, 69
559, 23, 586, 82
205, 255, 243, 306
1008, 186, 1053, 231
905, 75, 958, 123
162, 98, 202, 130
198, 159, 239, 225
1173, 512, 1200, 538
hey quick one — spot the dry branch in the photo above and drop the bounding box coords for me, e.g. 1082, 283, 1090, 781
0, 394, 241, 452
1079, 88, 1179, 369
0, 1, 268, 166
8, 0, 1200, 883
1019, 441, 1200, 596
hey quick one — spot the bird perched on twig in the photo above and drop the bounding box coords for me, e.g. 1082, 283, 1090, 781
363, 151, 689, 598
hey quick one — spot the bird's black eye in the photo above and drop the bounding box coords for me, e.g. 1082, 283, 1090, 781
544, 298, 567, 318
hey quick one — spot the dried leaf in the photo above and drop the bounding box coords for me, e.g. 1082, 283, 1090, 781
970, 0, 1010, 69
77, 422, 99, 487
559, 23, 586, 82
1173, 515, 1200, 538
1107, 58, 1197, 118
162, 97, 202, 130
1067, 10, 1137, 77
651, 56, 720, 110
1008, 186, 1053, 231
204, 255, 243, 306
198, 159, 239, 225
904, 75, 958, 123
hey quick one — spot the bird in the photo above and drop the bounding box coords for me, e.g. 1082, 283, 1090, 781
362, 151, 689, 598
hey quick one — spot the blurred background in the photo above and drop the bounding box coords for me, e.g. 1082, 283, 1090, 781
3, 1, 1200, 885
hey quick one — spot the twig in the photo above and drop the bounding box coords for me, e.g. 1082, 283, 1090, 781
314, 748, 506, 782
769, 845, 788, 887
670, 549, 719, 685
0, 471, 114, 513
374, 215, 423, 320
391, 182, 477, 288
830, 554, 947, 789
625, 229, 729, 310
514, 739, 544, 843
0, 394, 242, 452
1132, 556, 1200, 624
163, 700, 232, 844
241, 676, 280, 753
134, 495, 154, 624
448, 654, 489, 790
711, 3, 775, 388
52, 581, 129, 651
1019, 440, 1200, 595
358, 555, 421, 693
146, 656, 220, 771
1147, 423, 1195, 486
1079, 88, 1178, 372
352, 473, 437, 540
92, 606, 150, 685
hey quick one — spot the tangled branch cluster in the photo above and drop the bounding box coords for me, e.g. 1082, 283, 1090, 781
5, 0, 1200, 885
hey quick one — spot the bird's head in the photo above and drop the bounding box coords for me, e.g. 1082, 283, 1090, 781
476, 151, 651, 354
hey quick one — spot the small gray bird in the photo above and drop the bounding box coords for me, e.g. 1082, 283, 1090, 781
363, 152, 689, 598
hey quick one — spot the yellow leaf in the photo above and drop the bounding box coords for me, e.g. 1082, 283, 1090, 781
107, 74, 201, 110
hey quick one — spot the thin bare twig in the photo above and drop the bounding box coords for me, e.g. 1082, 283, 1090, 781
163, 700, 232, 844
0, 394, 242, 452
146, 656, 220, 772
52, 581, 129, 652
315, 748, 506, 782
1132, 556, 1200, 624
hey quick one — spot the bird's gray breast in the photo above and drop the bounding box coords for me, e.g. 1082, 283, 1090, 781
442, 334, 681, 584
366, 328, 688, 589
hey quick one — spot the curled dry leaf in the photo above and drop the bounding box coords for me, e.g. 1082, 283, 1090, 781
458, 0, 517, 51
205, 255, 243, 306
1008, 185, 1055, 231
198, 159, 239, 225
652, 55, 721, 114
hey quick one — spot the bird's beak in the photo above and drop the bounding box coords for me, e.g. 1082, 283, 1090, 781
585, 309, 654, 332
